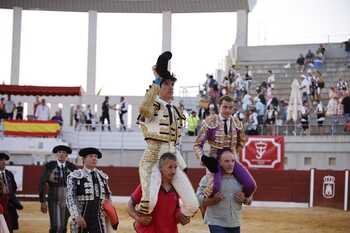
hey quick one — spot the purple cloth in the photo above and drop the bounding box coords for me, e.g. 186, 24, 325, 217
213, 165, 222, 194
207, 128, 217, 142
212, 161, 257, 197
233, 161, 257, 197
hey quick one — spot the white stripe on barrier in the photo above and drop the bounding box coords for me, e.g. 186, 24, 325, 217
309, 168, 315, 208
250, 201, 309, 208
344, 170, 349, 211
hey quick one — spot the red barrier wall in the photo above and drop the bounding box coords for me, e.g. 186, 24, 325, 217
19, 166, 206, 196
18, 166, 310, 203
19, 166, 350, 210
251, 170, 310, 202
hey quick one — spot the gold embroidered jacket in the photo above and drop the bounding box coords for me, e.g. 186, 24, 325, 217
138, 83, 186, 143
193, 114, 246, 159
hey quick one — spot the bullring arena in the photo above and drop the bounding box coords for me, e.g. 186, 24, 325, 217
16, 203, 350, 233
1, 0, 350, 233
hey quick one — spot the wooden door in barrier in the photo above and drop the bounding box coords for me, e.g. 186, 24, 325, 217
314, 170, 345, 210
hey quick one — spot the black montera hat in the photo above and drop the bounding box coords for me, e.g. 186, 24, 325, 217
0, 152, 10, 161
155, 51, 177, 83
79, 147, 102, 159
52, 145, 72, 154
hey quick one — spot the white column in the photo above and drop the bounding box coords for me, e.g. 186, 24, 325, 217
235, 10, 248, 47
87, 11, 98, 95
162, 11, 172, 53
344, 170, 349, 211
62, 103, 71, 127
10, 7, 22, 85
309, 168, 315, 208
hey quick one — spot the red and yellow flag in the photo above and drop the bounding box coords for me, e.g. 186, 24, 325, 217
3, 120, 60, 137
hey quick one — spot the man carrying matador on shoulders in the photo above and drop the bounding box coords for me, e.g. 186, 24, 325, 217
136, 51, 199, 216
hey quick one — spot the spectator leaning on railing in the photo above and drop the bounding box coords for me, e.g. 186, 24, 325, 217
51, 111, 63, 126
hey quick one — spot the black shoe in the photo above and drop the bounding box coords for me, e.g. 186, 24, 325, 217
201, 155, 218, 173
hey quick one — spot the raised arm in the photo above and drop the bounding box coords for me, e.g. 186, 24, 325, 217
139, 67, 163, 118
139, 83, 160, 118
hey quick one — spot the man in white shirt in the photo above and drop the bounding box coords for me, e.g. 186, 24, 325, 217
35, 99, 50, 120
300, 75, 311, 103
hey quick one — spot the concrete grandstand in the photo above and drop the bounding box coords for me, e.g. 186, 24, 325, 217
0, 0, 349, 216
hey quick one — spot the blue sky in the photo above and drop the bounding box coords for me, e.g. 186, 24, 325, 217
0, 0, 349, 96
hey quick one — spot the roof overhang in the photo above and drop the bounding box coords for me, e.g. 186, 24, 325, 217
0, 84, 83, 96
0, 0, 256, 13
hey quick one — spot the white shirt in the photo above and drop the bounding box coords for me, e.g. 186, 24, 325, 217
35, 104, 50, 120
219, 114, 231, 130
301, 79, 311, 94
57, 161, 66, 168
85, 109, 93, 120
267, 74, 275, 88
83, 167, 96, 173
0, 170, 8, 193
247, 112, 258, 130
119, 100, 128, 113
4, 100, 15, 113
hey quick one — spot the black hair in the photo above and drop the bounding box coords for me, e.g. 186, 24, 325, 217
216, 148, 233, 161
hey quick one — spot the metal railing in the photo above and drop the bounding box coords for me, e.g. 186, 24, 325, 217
252, 123, 349, 136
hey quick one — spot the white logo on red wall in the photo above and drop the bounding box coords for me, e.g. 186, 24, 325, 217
255, 141, 267, 159
322, 175, 335, 199
241, 136, 284, 170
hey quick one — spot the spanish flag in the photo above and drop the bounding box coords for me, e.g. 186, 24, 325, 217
3, 120, 61, 137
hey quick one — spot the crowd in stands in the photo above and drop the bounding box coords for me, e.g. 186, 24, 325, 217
187, 44, 350, 136
0, 95, 23, 121
0, 95, 129, 132
73, 96, 128, 132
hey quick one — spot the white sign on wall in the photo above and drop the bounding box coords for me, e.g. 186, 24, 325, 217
6, 166, 23, 191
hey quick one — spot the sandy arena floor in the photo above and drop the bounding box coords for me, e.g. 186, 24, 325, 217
15, 202, 349, 233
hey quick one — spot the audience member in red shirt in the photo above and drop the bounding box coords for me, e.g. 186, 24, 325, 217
128, 152, 191, 233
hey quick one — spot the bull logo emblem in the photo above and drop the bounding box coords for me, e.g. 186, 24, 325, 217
322, 175, 335, 199
255, 141, 267, 159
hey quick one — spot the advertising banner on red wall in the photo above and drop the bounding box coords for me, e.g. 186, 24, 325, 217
241, 136, 284, 170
